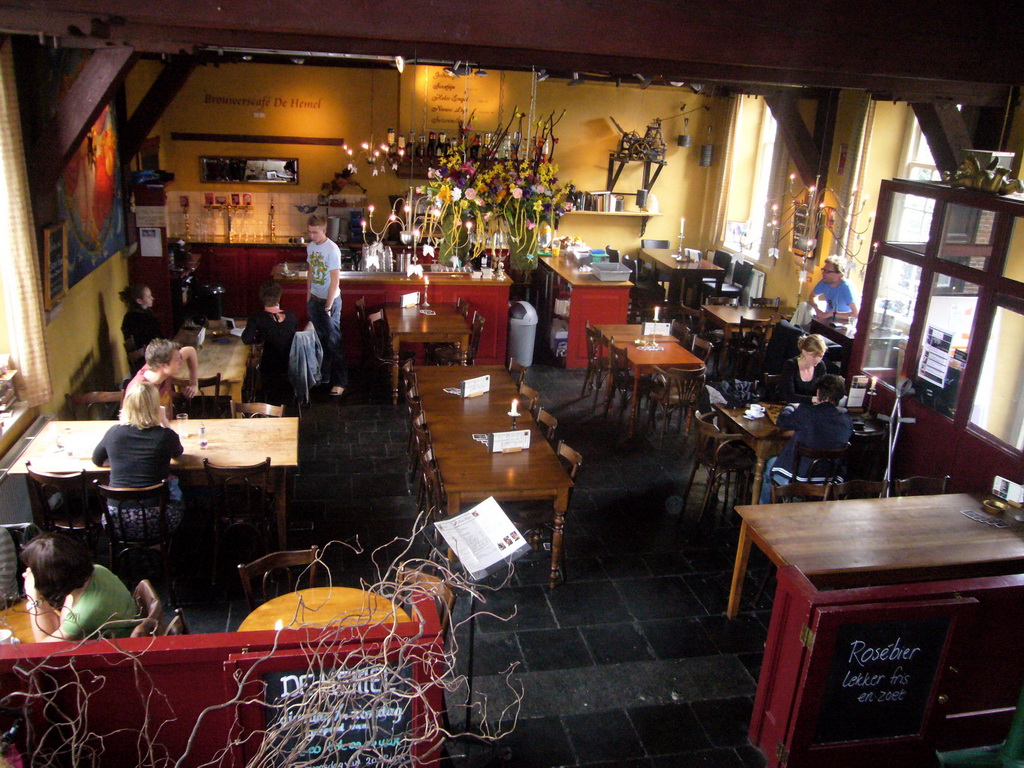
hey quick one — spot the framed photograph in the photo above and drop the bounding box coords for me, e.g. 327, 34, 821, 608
215, 194, 227, 206
230, 193, 241, 206
179, 195, 189, 209
204, 192, 214, 206
43, 222, 68, 311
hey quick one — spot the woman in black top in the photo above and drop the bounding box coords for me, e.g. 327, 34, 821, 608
243, 281, 297, 406
92, 381, 184, 539
779, 333, 828, 404
120, 284, 162, 374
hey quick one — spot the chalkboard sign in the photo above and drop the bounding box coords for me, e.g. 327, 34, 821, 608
262, 662, 413, 766
43, 222, 67, 310
813, 617, 950, 744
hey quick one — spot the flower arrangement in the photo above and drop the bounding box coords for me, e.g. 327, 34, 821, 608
423, 111, 573, 273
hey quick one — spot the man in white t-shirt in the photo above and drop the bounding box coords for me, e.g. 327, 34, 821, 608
306, 214, 347, 396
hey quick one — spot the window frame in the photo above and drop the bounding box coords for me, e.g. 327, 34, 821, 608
855, 178, 1024, 457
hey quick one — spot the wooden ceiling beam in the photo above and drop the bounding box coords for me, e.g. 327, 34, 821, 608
911, 102, 973, 176
765, 93, 820, 188
30, 46, 137, 195
120, 53, 195, 163
1, 1, 1022, 96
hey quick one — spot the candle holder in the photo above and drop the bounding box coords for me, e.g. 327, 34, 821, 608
865, 388, 876, 414
509, 414, 518, 430
421, 281, 430, 308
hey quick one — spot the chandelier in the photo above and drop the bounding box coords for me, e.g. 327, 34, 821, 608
766, 173, 872, 264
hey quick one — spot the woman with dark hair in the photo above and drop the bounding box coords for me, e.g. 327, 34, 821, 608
21, 533, 137, 642
242, 281, 297, 405
120, 284, 162, 373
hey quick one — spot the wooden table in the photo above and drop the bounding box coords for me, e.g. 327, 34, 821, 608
701, 305, 779, 340
415, 365, 574, 588
175, 330, 251, 403
726, 493, 1024, 618
10, 418, 299, 547
592, 324, 676, 346
640, 249, 725, 305
0, 599, 35, 644
384, 303, 471, 404
238, 587, 410, 632
610, 339, 703, 438
713, 403, 790, 507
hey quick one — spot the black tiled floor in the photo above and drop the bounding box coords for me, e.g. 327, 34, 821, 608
172, 363, 770, 766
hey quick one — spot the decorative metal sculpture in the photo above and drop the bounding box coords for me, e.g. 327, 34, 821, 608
944, 155, 1024, 195
609, 116, 667, 162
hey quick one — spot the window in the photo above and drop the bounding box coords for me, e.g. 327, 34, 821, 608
971, 304, 1024, 449
863, 256, 919, 385
721, 97, 777, 258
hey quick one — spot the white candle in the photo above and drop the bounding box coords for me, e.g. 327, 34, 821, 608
680, 217, 685, 238
654, 306, 660, 322
870, 376, 877, 393
511, 399, 519, 416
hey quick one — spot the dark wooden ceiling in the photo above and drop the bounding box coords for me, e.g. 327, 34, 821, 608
0, 0, 1020, 105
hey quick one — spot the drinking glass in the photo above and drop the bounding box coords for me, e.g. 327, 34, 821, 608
175, 413, 190, 437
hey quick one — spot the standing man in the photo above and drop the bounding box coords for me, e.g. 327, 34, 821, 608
811, 255, 859, 324
306, 213, 347, 396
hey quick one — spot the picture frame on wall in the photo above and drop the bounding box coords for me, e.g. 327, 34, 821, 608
43, 222, 67, 311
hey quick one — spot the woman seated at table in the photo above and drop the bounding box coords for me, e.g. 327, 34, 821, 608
92, 381, 185, 538
242, 281, 297, 406
127, 338, 199, 422
119, 284, 162, 374
22, 532, 138, 642
778, 334, 828, 404
759, 374, 854, 504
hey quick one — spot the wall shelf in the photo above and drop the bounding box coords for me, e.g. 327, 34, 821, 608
561, 210, 661, 235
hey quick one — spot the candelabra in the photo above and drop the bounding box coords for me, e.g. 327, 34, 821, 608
766, 173, 873, 264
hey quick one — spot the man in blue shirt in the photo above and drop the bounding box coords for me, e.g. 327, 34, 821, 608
811, 256, 859, 324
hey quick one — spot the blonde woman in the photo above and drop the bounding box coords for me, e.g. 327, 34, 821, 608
780, 334, 828, 404
92, 382, 185, 539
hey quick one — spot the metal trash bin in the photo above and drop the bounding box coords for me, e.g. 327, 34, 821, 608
508, 301, 539, 367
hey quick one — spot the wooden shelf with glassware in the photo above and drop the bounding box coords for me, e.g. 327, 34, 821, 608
560, 211, 661, 218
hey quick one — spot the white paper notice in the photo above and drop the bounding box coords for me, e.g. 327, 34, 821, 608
434, 497, 529, 579
919, 324, 953, 388
139, 227, 162, 258
400, 291, 420, 308
847, 375, 868, 409
460, 375, 490, 398
488, 429, 531, 452
135, 205, 167, 228
642, 322, 672, 337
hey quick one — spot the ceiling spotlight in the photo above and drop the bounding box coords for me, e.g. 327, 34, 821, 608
668, 81, 685, 87
290, 57, 305, 65
535, 69, 549, 82
474, 68, 488, 76
690, 83, 705, 93
567, 72, 585, 86
241, 54, 253, 61
634, 73, 653, 89
444, 61, 473, 77
394, 55, 405, 73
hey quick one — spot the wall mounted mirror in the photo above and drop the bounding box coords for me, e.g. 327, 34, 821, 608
199, 157, 299, 184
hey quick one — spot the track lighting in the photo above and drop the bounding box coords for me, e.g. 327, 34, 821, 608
567, 72, 585, 86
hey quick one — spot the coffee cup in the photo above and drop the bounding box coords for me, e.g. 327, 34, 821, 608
747, 404, 766, 417
0, 629, 17, 645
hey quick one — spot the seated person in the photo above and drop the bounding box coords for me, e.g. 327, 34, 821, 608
0, 526, 18, 608
760, 374, 854, 503
21, 532, 138, 642
127, 338, 199, 421
119, 284, 162, 373
811, 256, 859, 324
93, 381, 185, 539
779, 334, 828, 404
242, 281, 297, 406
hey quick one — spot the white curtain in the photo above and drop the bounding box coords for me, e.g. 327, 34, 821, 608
0, 39, 52, 406
709, 95, 741, 246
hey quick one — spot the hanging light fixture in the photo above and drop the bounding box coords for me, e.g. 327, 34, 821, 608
699, 126, 713, 167
567, 72, 585, 86
394, 55, 405, 73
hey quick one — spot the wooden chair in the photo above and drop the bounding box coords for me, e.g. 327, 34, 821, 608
25, 463, 104, 555
518, 383, 540, 417
763, 373, 785, 402
433, 311, 485, 366
751, 297, 782, 309
827, 479, 888, 500
507, 358, 528, 390
771, 482, 830, 504
95, 480, 176, 604
894, 475, 950, 497
130, 579, 164, 638
237, 546, 320, 612
681, 412, 755, 524
603, 342, 633, 418
164, 607, 190, 635
173, 373, 229, 419
670, 320, 694, 351
241, 341, 263, 403
646, 365, 706, 447
455, 296, 470, 319
794, 442, 850, 484
204, 458, 274, 582
65, 391, 124, 421
535, 408, 558, 443
581, 324, 609, 405
355, 296, 374, 367
230, 401, 284, 418
691, 336, 715, 365
726, 316, 774, 380
397, 563, 456, 634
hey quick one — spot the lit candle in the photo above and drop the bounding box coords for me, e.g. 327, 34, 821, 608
870, 376, 877, 394
654, 306, 660, 322
680, 217, 686, 238
510, 399, 519, 416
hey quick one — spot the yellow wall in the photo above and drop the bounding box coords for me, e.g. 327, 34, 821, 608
41, 252, 131, 414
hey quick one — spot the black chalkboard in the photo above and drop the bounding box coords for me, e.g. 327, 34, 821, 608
813, 617, 950, 744
43, 222, 67, 311
262, 662, 412, 767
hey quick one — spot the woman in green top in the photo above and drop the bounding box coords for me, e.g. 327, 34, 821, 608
22, 533, 138, 642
